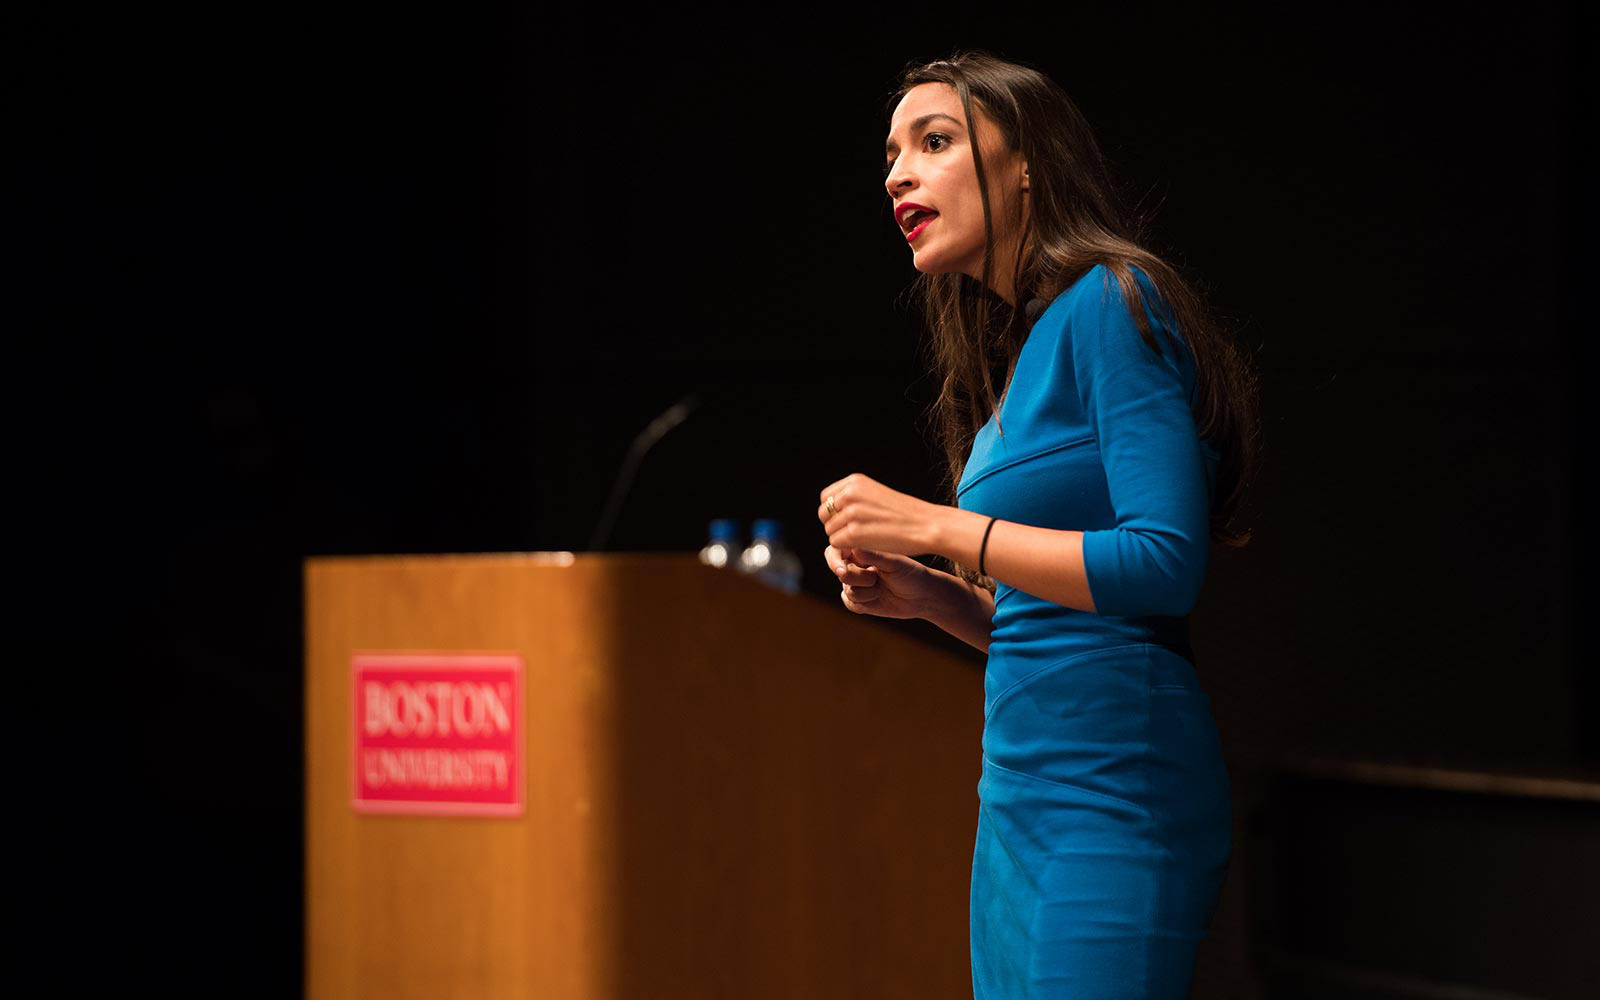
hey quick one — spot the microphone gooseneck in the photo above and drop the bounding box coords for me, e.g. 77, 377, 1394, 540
587, 393, 702, 552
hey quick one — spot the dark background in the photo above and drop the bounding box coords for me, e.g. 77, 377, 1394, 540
19, 1, 1594, 995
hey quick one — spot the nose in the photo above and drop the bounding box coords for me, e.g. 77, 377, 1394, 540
884, 158, 913, 198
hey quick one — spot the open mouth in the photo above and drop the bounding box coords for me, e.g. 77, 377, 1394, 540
904, 211, 938, 241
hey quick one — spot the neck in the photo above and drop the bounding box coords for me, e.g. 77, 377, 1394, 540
982, 228, 1029, 308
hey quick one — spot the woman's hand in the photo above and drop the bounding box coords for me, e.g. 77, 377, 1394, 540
817, 472, 957, 620
824, 543, 947, 620
816, 473, 943, 557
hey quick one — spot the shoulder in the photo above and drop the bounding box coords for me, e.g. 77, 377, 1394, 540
1058, 265, 1200, 410
1033, 264, 1165, 330
1066, 263, 1169, 327
1047, 264, 1180, 358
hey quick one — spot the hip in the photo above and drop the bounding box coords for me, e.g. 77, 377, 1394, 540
979, 642, 1230, 829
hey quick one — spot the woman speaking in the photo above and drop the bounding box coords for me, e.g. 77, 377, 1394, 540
816, 50, 1261, 999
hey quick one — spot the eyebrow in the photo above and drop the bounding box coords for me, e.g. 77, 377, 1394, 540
884, 112, 963, 155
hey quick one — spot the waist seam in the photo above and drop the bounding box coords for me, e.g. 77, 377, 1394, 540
980, 754, 1154, 820
985, 642, 1150, 720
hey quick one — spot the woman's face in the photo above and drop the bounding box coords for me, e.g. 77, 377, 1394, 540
884, 82, 1029, 302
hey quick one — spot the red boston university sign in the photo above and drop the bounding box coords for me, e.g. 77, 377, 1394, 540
351, 653, 524, 816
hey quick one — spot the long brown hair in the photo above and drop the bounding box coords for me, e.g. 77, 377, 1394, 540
885, 49, 1263, 592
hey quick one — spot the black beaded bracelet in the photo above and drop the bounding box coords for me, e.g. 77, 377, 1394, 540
978, 516, 998, 577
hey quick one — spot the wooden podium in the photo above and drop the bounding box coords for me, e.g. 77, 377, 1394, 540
306, 552, 984, 999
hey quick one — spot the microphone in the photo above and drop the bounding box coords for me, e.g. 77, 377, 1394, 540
587, 392, 702, 552
1023, 297, 1049, 330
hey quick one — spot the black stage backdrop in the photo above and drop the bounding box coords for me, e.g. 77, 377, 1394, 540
17, 2, 1594, 995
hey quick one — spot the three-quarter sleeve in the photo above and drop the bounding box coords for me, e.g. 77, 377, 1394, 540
1072, 267, 1212, 617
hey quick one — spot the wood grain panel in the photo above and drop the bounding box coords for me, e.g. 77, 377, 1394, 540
306, 552, 983, 999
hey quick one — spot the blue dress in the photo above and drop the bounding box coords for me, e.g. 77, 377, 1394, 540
956, 264, 1232, 998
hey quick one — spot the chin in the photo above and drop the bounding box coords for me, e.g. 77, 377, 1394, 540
911, 239, 979, 279
910, 249, 956, 275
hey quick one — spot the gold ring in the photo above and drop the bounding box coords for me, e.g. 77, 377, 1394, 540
825, 495, 838, 516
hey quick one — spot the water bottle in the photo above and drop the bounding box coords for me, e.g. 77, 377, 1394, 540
736, 518, 802, 595
698, 518, 740, 569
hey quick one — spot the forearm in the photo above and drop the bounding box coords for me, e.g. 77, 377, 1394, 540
928, 508, 1098, 614
922, 565, 998, 654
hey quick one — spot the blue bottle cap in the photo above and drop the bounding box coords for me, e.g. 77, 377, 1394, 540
752, 518, 782, 542
708, 518, 740, 542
